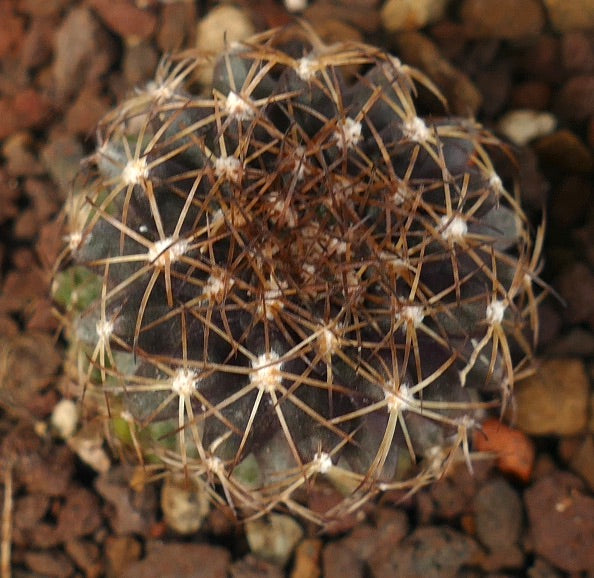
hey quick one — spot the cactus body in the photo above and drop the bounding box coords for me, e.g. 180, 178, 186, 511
54, 28, 541, 524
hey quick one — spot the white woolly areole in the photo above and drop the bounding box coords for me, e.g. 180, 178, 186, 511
488, 172, 503, 193
205, 456, 224, 475
384, 382, 411, 413
296, 55, 317, 81
312, 451, 333, 474
224, 91, 254, 120
171, 368, 197, 397
335, 117, 362, 150
202, 271, 233, 303
147, 237, 188, 267
439, 215, 468, 241
392, 181, 411, 205
95, 319, 113, 340
250, 351, 282, 393
121, 157, 149, 186
318, 327, 338, 358
259, 276, 287, 319
486, 300, 506, 325
214, 156, 242, 182
397, 304, 425, 327
403, 116, 430, 142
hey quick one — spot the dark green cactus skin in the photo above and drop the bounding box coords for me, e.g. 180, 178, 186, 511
54, 28, 541, 524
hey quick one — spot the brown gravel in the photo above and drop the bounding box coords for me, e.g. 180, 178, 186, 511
0, 1, 592, 576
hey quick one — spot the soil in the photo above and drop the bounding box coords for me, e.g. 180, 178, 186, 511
0, 1, 592, 577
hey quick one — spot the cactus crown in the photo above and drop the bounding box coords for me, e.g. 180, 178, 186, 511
54, 27, 541, 524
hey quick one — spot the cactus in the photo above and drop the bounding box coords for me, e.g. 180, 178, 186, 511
53, 27, 542, 525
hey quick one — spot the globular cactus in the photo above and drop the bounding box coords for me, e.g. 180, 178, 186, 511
54, 27, 542, 524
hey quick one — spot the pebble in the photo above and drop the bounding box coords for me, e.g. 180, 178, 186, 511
525, 472, 594, 573
229, 554, 284, 578
52, 6, 116, 101
381, 0, 448, 31
497, 109, 557, 146
95, 466, 157, 536
533, 129, 593, 174
561, 32, 594, 73
88, 0, 157, 42
105, 536, 142, 577
194, 5, 256, 87
160, 475, 210, 534
555, 75, 594, 121
51, 399, 79, 439
40, 131, 84, 195
542, 0, 594, 32
65, 539, 102, 578
511, 81, 552, 110
514, 358, 590, 436
0, 88, 53, 139
245, 513, 304, 567
392, 32, 482, 116
569, 435, 594, 491
323, 541, 364, 578
474, 419, 536, 482
304, 1, 381, 34
2, 131, 45, 177
368, 526, 483, 578
123, 542, 230, 578
460, 0, 545, 38
25, 550, 75, 577
56, 487, 103, 541
290, 538, 322, 578
550, 174, 593, 228
157, 1, 197, 52
556, 263, 594, 327
473, 478, 522, 551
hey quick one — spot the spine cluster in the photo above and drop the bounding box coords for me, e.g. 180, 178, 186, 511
54, 28, 541, 524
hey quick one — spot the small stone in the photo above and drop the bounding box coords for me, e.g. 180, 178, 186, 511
245, 513, 304, 567
569, 435, 594, 491
95, 466, 157, 536
555, 75, 594, 121
56, 487, 103, 540
525, 472, 594, 573
123, 542, 230, 578
381, 0, 449, 32
542, 0, 594, 31
474, 478, 522, 551
323, 541, 364, 578
368, 526, 483, 578
497, 109, 557, 146
160, 475, 210, 534
514, 358, 590, 436
41, 132, 85, 195
65, 539, 102, 578
230, 554, 284, 578
89, 0, 157, 42
105, 536, 142, 577
392, 32, 482, 116
194, 5, 255, 86
304, 1, 381, 34
561, 32, 594, 73
533, 130, 593, 174
556, 263, 594, 327
291, 538, 323, 578
511, 81, 552, 110
25, 550, 75, 577
2, 132, 45, 177
65, 86, 111, 136
52, 6, 116, 100
475, 419, 536, 482
460, 0, 545, 38
157, 1, 197, 52
51, 399, 79, 439
123, 40, 159, 87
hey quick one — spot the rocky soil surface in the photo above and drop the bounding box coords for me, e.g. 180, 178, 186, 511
0, 1, 593, 576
